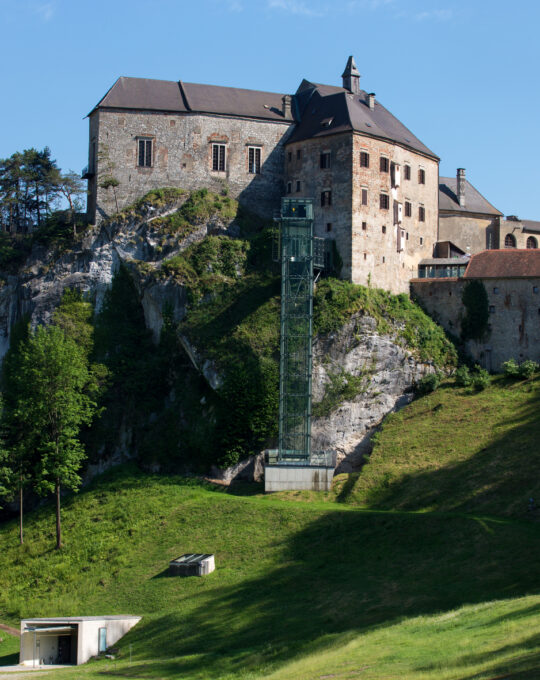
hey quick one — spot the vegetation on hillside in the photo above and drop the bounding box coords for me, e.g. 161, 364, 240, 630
0, 464, 538, 678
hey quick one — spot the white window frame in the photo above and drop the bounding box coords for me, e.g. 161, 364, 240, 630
248, 146, 261, 174
212, 143, 226, 172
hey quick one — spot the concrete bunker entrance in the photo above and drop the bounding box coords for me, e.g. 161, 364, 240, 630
29, 625, 78, 666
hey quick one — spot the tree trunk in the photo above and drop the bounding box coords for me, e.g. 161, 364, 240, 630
55, 479, 62, 550
19, 479, 23, 545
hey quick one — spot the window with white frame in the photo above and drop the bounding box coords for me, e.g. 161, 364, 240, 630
137, 138, 153, 167
248, 147, 261, 174
212, 144, 226, 172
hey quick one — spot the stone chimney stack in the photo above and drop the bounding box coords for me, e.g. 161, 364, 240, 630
341, 56, 361, 95
282, 94, 292, 118
367, 93, 375, 110
457, 168, 466, 207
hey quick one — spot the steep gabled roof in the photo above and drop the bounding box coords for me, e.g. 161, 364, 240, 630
439, 177, 502, 216
90, 77, 294, 122
464, 250, 540, 278
287, 81, 438, 159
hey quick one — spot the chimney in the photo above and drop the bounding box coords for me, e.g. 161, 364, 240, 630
367, 93, 375, 110
282, 94, 292, 119
341, 55, 361, 95
457, 168, 466, 207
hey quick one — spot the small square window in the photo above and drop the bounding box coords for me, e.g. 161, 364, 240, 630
320, 152, 331, 169
533, 286, 539, 294
405, 201, 412, 217
380, 193, 389, 210
489, 305, 496, 313
296, 180, 301, 192
380, 157, 389, 173
296, 149, 302, 160
419, 206, 425, 222
361, 188, 368, 206
493, 287, 499, 294
418, 168, 426, 184
321, 190, 332, 207
326, 222, 332, 232
362, 221, 367, 231
404, 164, 411, 180
360, 151, 370, 168
382, 225, 386, 234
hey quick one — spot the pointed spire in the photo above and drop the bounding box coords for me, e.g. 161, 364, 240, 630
341, 56, 361, 94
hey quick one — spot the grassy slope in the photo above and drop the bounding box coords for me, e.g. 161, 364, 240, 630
0, 437, 539, 679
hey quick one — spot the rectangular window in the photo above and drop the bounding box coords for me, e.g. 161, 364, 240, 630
420, 236, 423, 245
286, 182, 292, 194
404, 164, 411, 180
326, 222, 332, 232
287, 151, 292, 162
360, 151, 369, 168
418, 168, 426, 184
361, 188, 368, 205
405, 201, 412, 217
419, 205, 425, 221
248, 147, 261, 174
380, 157, 389, 173
296, 149, 302, 160
362, 221, 367, 231
138, 139, 152, 167
296, 180, 301, 192
212, 144, 226, 171
321, 190, 332, 207
90, 141, 96, 173
382, 225, 386, 234
380, 193, 389, 210
320, 152, 331, 169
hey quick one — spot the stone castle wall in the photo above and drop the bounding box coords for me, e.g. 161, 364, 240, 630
88, 109, 293, 222
411, 277, 540, 370
439, 213, 500, 253
351, 134, 439, 294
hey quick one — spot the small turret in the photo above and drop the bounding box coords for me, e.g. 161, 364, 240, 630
341, 56, 361, 95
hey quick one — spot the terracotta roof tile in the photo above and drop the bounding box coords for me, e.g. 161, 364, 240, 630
464, 250, 540, 278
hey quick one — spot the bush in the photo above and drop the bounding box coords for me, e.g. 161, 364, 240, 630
502, 358, 520, 378
472, 365, 490, 391
417, 372, 441, 395
455, 365, 472, 387
519, 359, 538, 379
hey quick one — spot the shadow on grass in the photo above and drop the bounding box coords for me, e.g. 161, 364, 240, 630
98, 507, 540, 679
0, 652, 19, 666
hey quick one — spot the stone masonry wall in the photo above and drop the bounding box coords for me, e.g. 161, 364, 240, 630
411, 277, 540, 371
284, 133, 353, 277
88, 109, 293, 222
439, 213, 500, 254
351, 134, 439, 294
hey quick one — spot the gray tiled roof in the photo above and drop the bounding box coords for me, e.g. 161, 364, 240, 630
439, 177, 502, 216
91, 77, 294, 122
287, 82, 438, 159
522, 219, 540, 233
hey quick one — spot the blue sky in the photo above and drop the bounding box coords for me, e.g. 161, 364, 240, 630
0, 0, 538, 218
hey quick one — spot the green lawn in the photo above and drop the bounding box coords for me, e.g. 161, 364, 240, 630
0, 375, 539, 678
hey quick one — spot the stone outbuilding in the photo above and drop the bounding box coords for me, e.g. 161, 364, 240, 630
19, 615, 141, 667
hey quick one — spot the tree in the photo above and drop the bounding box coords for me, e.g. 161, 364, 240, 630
52, 171, 86, 237
15, 325, 97, 549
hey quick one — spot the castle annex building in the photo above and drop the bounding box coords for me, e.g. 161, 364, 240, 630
84, 57, 439, 294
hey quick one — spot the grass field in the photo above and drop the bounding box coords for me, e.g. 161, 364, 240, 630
0, 376, 539, 679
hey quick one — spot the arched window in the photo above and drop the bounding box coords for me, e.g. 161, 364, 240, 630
504, 233, 516, 248
527, 236, 538, 249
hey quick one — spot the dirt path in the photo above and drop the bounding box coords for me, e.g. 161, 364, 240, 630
0, 623, 19, 637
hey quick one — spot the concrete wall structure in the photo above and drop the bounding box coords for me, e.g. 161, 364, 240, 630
265, 465, 335, 492
411, 276, 540, 371
20, 616, 141, 666
439, 213, 500, 254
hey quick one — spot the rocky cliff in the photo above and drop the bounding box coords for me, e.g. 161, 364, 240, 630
0, 188, 455, 476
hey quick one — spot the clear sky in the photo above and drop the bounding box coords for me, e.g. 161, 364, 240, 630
0, 0, 538, 219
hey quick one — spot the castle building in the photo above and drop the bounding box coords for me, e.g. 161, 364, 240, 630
84, 57, 440, 294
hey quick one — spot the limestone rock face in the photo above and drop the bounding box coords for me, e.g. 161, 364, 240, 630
311, 315, 434, 473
